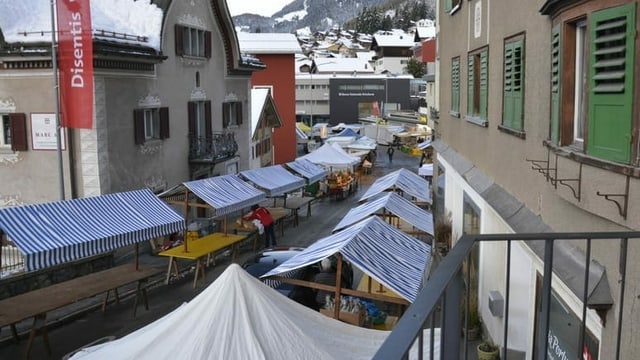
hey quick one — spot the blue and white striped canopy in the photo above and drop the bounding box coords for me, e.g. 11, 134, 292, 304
333, 192, 434, 235
0, 189, 185, 272
183, 175, 266, 217
262, 216, 431, 302
239, 165, 306, 197
359, 168, 431, 203
285, 159, 327, 184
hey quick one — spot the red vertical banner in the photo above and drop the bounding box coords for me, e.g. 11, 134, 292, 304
56, 0, 94, 129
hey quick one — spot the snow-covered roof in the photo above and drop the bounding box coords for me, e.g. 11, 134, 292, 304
237, 32, 302, 54
372, 33, 417, 48
0, 0, 163, 51
415, 26, 436, 40
313, 57, 373, 74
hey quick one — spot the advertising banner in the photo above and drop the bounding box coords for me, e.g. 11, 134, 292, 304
56, 0, 94, 129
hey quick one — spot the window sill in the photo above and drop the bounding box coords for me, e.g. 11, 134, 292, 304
544, 140, 640, 178
448, 110, 460, 118
464, 115, 488, 127
497, 124, 526, 139
179, 56, 207, 66
138, 140, 163, 155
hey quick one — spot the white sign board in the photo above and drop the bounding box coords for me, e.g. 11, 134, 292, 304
31, 113, 66, 150
474, 1, 482, 39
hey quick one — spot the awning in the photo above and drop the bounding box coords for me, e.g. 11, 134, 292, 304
183, 175, 266, 217
0, 189, 185, 272
359, 168, 431, 203
262, 216, 431, 302
285, 158, 327, 184
239, 165, 305, 197
333, 192, 434, 235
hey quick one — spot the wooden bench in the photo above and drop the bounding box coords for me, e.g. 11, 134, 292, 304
0, 264, 162, 359
157, 232, 246, 288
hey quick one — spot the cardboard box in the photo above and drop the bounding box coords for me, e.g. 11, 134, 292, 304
319, 308, 365, 326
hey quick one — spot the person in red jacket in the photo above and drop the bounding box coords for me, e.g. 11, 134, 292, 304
243, 204, 276, 248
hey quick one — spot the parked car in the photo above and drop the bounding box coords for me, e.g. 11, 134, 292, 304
242, 246, 354, 310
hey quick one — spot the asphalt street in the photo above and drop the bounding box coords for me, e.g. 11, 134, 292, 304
0, 145, 424, 360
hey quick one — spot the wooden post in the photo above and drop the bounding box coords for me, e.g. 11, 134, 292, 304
183, 188, 190, 253
135, 243, 139, 270
332, 254, 344, 319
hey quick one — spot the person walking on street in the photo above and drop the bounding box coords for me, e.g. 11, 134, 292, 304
244, 204, 276, 248
387, 146, 394, 163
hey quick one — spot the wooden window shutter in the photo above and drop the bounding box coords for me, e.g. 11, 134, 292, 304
204, 100, 212, 137
479, 50, 488, 120
204, 31, 212, 59
467, 54, 475, 115
9, 113, 28, 151
235, 102, 243, 125
451, 58, 460, 113
222, 103, 230, 128
549, 25, 561, 144
159, 107, 170, 139
188, 101, 196, 136
503, 40, 524, 131
133, 109, 145, 145
587, 3, 635, 163
175, 25, 184, 56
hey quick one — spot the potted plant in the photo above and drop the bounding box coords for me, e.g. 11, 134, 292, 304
477, 340, 499, 360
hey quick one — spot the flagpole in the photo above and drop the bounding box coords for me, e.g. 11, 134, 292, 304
50, 0, 65, 200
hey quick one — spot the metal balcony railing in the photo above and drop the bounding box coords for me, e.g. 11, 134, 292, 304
373, 231, 640, 360
188, 132, 238, 162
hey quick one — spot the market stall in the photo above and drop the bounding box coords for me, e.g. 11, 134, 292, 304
359, 168, 431, 204
69, 264, 441, 360
0, 189, 185, 272
239, 165, 305, 198
262, 216, 432, 308
332, 192, 434, 237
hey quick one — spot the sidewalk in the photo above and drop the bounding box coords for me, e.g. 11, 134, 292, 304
0, 145, 425, 359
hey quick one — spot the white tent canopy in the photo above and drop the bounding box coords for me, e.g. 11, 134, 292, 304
297, 142, 360, 170
70, 264, 440, 360
333, 192, 434, 235
359, 168, 431, 204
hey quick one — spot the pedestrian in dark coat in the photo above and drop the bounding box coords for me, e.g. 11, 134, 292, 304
387, 146, 394, 163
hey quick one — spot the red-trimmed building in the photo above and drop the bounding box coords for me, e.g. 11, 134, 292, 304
238, 33, 302, 164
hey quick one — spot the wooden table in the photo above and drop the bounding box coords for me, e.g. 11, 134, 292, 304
271, 197, 315, 226
0, 264, 161, 359
157, 232, 246, 288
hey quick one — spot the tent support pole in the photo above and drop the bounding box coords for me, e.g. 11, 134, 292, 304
183, 189, 190, 252
333, 254, 344, 319
135, 243, 139, 270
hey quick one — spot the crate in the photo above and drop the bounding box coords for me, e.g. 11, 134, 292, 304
319, 308, 366, 326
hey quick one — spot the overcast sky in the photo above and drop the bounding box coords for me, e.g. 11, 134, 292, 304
226, 0, 293, 17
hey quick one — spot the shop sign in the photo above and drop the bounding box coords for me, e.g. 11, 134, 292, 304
31, 113, 66, 151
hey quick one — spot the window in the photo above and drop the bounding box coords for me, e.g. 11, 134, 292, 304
550, 3, 635, 164
223, 101, 242, 128
443, 0, 462, 14
466, 48, 488, 126
0, 113, 27, 151
450, 57, 460, 115
175, 25, 211, 58
188, 101, 211, 138
500, 36, 525, 135
134, 108, 169, 145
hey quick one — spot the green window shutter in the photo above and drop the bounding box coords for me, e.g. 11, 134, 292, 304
503, 40, 524, 131
587, 3, 635, 163
550, 25, 561, 144
479, 50, 488, 120
468, 54, 475, 115
451, 58, 460, 112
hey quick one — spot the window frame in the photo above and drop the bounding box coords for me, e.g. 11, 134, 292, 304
0, 114, 10, 148
548, 3, 636, 165
134, 107, 169, 145
223, 101, 243, 128
465, 47, 489, 127
499, 34, 526, 138
175, 24, 211, 59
